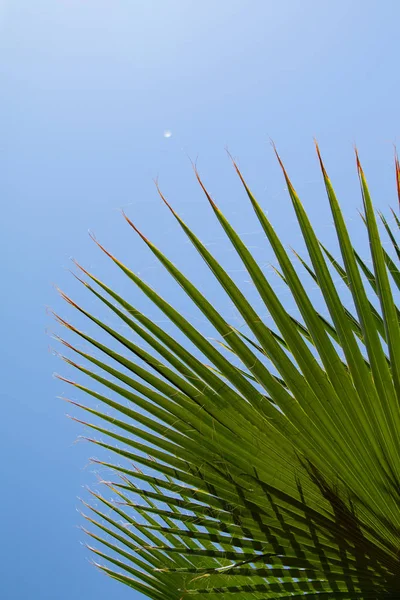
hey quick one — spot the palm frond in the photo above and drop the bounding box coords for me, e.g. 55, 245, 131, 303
55, 145, 400, 599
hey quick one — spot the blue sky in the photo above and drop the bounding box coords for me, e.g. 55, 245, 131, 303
1, 1, 400, 598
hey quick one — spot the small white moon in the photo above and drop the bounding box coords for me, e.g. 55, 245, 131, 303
163, 130, 172, 138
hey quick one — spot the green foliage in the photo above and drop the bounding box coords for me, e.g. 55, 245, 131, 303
55, 145, 400, 599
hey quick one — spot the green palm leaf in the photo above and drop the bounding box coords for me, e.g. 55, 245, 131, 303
55, 145, 400, 599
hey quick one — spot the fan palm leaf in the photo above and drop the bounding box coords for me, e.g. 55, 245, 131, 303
54, 144, 400, 599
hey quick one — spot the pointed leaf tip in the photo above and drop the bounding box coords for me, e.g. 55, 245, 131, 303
154, 182, 176, 215
71, 259, 91, 279
226, 148, 248, 188
55, 373, 76, 386
194, 168, 219, 210
88, 233, 116, 262
314, 140, 329, 180
395, 148, 400, 208
122, 211, 150, 243
69, 270, 89, 288
354, 146, 363, 174
272, 144, 295, 192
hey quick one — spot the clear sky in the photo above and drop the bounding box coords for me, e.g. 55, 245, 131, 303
1, 1, 400, 599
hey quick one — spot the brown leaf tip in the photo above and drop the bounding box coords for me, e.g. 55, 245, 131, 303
88, 232, 116, 262
122, 210, 150, 243
394, 147, 400, 206
154, 180, 177, 216
71, 258, 91, 279
354, 147, 363, 174
192, 165, 219, 211
314, 139, 329, 180
272, 143, 296, 192
225, 147, 248, 189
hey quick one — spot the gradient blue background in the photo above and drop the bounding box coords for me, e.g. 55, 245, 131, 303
1, 1, 400, 598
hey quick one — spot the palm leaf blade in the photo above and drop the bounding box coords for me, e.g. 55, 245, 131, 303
55, 147, 400, 599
